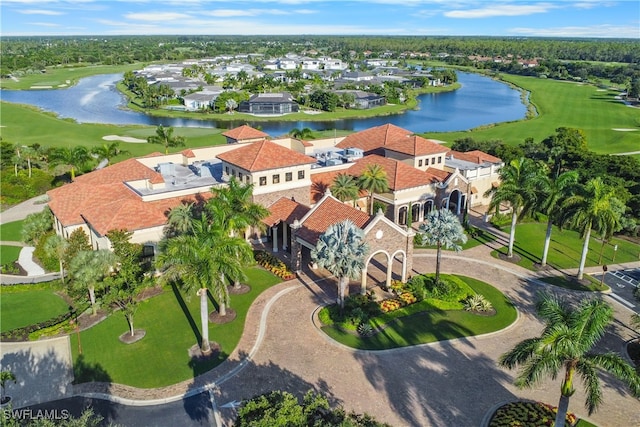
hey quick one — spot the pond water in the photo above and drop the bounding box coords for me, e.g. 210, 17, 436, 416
0, 71, 528, 134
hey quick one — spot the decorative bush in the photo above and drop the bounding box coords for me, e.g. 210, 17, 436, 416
378, 292, 418, 313
489, 401, 577, 427
463, 294, 494, 312
407, 274, 473, 303
389, 280, 405, 293
253, 250, 295, 280
357, 323, 374, 337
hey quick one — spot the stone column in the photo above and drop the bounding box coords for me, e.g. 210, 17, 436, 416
272, 225, 278, 253
290, 220, 302, 273
404, 229, 415, 282
282, 223, 288, 251
361, 267, 368, 295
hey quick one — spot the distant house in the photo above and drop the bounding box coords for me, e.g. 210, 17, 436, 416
341, 71, 375, 82
334, 90, 385, 109
182, 92, 219, 111
238, 92, 299, 115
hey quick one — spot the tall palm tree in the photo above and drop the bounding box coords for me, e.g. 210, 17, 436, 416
147, 125, 186, 155
69, 249, 118, 316
44, 234, 69, 284
166, 202, 194, 237
208, 176, 269, 239
331, 173, 359, 206
538, 170, 579, 267
418, 209, 468, 284
311, 220, 369, 309
500, 292, 640, 427
157, 214, 254, 354
561, 177, 623, 280
49, 146, 91, 180
485, 157, 543, 258
359, 164, 389, 215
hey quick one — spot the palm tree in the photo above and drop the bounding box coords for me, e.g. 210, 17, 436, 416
561, 177, 623, 280
43, 234, 69, 284
147, 125, 186, 155
311, 220, 369, 309
359, 164, 389, 215
418, 209, 468, 284
69, 249, 118, 316
91, 142, 128, 165
166, 202, 194, 237
208, 176, 269, 239
225, 98, 238, 114
538, 170, 579, 267
289, 127, 314, 140
485, 157, 543, 258
157, 214, 254, 354
49, 146, 91, 180
500, 292, 640, 427
331, 173, 359, 206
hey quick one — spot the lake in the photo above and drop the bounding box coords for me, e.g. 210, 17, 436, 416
0, 72, 528, 134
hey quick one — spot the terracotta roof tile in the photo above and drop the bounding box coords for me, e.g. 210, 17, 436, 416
385, 135, 448, 156
447, 150, 502, 164
336, 123, 413, 154
346, 155, 432, 191
262, 197, 310, 227
73, 158, 161, 185
424, 167, 451, 183
222, 125, 269, 141
297, 196, 371, 244
182, 149, 196, 158
217, 140, 316, 172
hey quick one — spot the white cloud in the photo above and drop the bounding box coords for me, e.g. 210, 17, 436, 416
124, 12, 193, 21
18, 9, 65, 15
201, 9, 290, 17
445, 3, 557, 18
29, 21, 61, 26
510, 24, 640, 38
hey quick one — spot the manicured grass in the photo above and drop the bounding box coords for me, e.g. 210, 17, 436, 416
0, 220, 24, 241
0, 245, 22, 266
321, 275, 517, 350
426, 74, 640, 154
491, 222, 640, 271
415, 227, 497, 251
1, 282, 70, 332
70, 266, 281, 388
538, 275, 609, 292
0, 64, 143, 90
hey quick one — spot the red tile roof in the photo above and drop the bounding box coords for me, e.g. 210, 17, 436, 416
347, 155, 432, 191
425, 167, 451, 183
297, 196, 371, 244
262, 197, 310, 227
181, 149, 196, 158
385, 135, 448, 156
222, 125, 269, 141
73, 158, 162, 185
336, 123, 413, 154
217, 140, 316, 172
447, 150, 502, 164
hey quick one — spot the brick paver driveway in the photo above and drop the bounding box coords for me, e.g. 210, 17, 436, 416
212, 254, 640, 427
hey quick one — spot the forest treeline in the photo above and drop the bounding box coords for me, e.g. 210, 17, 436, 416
1, 35, 639, 77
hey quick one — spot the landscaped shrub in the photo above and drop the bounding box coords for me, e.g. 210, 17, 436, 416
253, 250, 295, 280
357, 323, 374, 337
33, 230, 59, 272
463, 294, 494, 312
378, 291, 419, 313
408, 274, 473, 303
489, 212, 511, 230
489, 401, 576, 427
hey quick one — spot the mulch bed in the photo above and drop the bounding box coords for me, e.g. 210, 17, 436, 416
119, 329, 146, 344
497, 253, 521, 263
209, 308, 237, 324
228, 284, 250, 295
188, 341, 221, 360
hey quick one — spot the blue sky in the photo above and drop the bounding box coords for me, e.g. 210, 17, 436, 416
1, 0, 638, 38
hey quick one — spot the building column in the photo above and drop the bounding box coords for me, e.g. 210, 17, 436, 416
282, 223, 288, 251
290, 220, 302, 273
361, 267, 368, 295
405, 229, 415, 282
272, 225, 278, 253
386, 259, 393, 289
457, 191, 462, 215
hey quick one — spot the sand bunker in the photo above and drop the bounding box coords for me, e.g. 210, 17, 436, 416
612, 128, 637, 132
103, 135, 147, 143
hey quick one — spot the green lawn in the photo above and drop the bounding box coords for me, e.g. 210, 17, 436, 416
0, 245, 22, 266
0, 64, 144, 90
1, 282, 70, 332
491, 222, 640, 271
0, 220, 24, 241
321, 275, 517, 350
425, 74, 640, 154
70, 266, 281, 388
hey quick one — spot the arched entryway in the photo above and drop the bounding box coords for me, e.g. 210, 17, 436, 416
360, 248, 408, 294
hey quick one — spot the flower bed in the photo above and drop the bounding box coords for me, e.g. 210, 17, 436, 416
254, 250, 295, 280
379, 292, 417, 313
